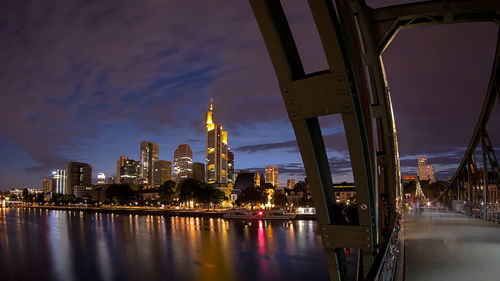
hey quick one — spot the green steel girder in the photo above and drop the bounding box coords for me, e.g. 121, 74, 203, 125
371, 0, 500, 54
438, 29, 500, 201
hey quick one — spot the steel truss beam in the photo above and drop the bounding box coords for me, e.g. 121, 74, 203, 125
371, 0, 500, 54
439, 29, 500, 202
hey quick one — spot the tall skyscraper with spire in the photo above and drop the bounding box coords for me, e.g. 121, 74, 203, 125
206, 99, 228, 186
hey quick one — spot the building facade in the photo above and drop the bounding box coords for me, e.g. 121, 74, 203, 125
287, 178, 295, 190
52, 169, 66, 194
140, 141, 159, 184
417, 156, 435, 183
193, 162, 205, 182
97, 173, 106, 184
117, 156, 140, 184
173, 144, 193, 182
206, 99, 228, 185
227, 150, 235, 184
66, 162, 92, 194
42, 178, 54, 193
265, 166, 279, 188
153, 160, 172, 187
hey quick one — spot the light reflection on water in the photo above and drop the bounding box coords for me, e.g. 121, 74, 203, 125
0, 208, 329, 281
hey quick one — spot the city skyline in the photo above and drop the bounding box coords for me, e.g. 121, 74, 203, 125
1, 1, 499, 190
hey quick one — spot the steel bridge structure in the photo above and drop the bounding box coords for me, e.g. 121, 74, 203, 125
249, 1, 500, 280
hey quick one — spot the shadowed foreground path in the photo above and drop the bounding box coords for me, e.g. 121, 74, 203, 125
404, 209, 500, 281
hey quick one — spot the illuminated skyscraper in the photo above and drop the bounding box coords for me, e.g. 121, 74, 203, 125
206, 99, 228, 185
97, 173, 106, 184
265, 166, 279, 188
417, 156, 435, 183
153, 160, 172, 187
52, 169, 66, 194
140, 141, 159, 184
117, 156, 140, 184
173, 144, 193, 182
66, 162, 92, 194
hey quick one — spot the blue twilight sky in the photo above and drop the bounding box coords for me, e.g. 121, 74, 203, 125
0, 0, 499, 190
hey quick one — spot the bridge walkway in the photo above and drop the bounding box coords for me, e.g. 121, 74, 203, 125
404, 209, 500, 281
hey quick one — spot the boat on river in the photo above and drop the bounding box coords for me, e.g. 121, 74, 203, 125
223, 209, 296, 220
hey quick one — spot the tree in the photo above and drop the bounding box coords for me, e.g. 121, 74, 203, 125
422, 181, 448, 199
403, 181, 416, 195
178, 178, 203, 206
293, 181, 306, 192
106, 184, 133, 204
21, 188, 35, 203
272, 191, 288, 208
158, 180, 177, 203
235, 187, 267, 210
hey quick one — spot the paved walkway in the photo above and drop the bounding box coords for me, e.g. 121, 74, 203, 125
404, 209, 500, 281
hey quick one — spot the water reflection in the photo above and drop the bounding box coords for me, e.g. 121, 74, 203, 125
0, 208, 329, 281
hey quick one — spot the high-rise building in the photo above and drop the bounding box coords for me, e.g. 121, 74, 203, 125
52, 169, 66, 194
140, 141, 159, 184
42, 178, 54, 193
206, 99, 228, 185
153, 160, 172, 187
66, 162, 92, 194
117, 156, 140, 184
227, 150, 235, 184
97, 172, 106, 184
417, 156, 435, 183
287, 178, 295, 189
265, 166, 279, 188
192, 162, 205, 182
173, 144, 193, 182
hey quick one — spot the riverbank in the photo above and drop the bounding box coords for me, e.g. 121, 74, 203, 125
19, 205, 317, 220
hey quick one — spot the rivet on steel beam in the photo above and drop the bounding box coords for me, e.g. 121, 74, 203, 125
284, 87, 290, 93
337, 75, 344, 81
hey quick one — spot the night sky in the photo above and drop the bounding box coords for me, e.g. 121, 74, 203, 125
0, 0, 499, 190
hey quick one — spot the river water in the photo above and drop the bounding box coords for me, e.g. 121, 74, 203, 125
0, 207, 330, 281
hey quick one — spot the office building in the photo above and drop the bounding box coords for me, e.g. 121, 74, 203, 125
153, 160, 172, 187
206, 99, 228, 185
287, 178, 295, 190
417, 156, 435, 183
173, 144, 193, 181
117, 156, 140, 184
265, 166, 279, 188
66, 162, 92, 194
140, 141, 159, 184
42, 178, 54, 193
193, 162, 205, 182
228, 150, 235, 184
97, 172, 106, 184
52, 169, 66, 194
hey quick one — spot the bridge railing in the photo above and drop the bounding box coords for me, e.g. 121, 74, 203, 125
365, 214, 402, 281
452, 200, 500, 223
